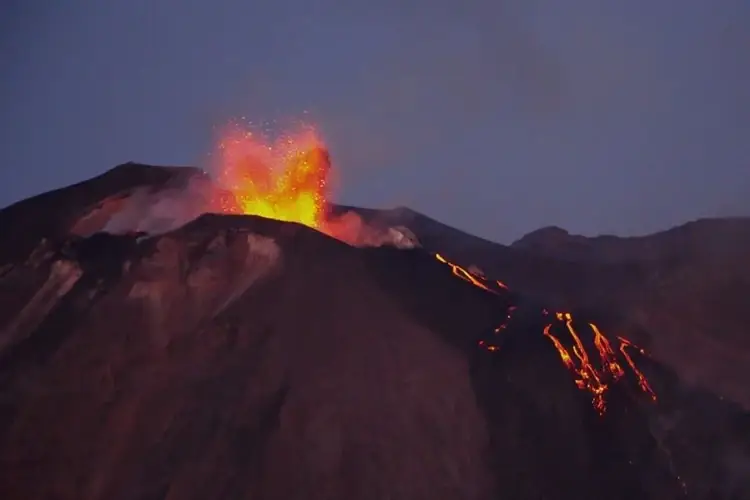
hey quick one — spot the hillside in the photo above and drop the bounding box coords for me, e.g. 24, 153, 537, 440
0, 164, 748, 499
339, 205, 750, 409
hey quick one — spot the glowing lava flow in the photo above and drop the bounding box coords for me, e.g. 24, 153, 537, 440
433, 252, 657, 415
541, 313, 657, 414
591, 322, 626, 379
211, 122, 331, 231
617, 336, 658, 401
434, 253, 509, 293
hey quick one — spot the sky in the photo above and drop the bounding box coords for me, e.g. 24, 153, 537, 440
2, 0, 748, 243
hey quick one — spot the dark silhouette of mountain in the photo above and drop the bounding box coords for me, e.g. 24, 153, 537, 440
0, 164, 748, 499
512, 219, 750, 264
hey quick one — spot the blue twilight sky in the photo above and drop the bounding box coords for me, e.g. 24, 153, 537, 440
2, 0, 748, 243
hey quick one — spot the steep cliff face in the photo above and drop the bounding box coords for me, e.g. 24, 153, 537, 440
0, 165, 748, 500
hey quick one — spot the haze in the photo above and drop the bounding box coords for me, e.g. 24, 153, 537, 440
2, 0, 748, 243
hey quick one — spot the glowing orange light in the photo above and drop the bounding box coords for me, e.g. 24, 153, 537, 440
211, 122, 331, 230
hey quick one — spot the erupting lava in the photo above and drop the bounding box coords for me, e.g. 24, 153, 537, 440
211, 122, 332, 230
208, 119, 657, 416
433, 252, 657, 415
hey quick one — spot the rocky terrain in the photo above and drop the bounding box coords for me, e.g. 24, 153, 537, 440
0, 164, 748, 499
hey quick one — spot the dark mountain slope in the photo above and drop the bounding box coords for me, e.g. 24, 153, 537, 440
338, 205, 750, 409
508, 219, 750, 406
0, 210, 747, 499
333, 204, 648, 310
0, 165, 748, 499
0, 214, 500, 500
512, 218, 750, 264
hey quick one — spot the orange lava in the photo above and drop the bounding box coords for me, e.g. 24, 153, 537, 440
543, 324, 576, 372
211, 122, 332, 230
543, 312, 656, 414
591, 322, 625, 379
432, 254, 656, 415
617, 336, 658, 402
434, 253, 512, 353
434, 253, 509, 293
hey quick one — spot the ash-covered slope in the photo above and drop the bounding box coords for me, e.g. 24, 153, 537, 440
0, 165, 748, 499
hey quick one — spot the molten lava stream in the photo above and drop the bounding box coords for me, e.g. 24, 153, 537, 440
434, 253, 509, 294
590, 323, 625, 380
429, 239, 656, 415
546, 316, 609, 414
617, 336, 657, 402
542, 312, 657, 415
432, 253, 516, 353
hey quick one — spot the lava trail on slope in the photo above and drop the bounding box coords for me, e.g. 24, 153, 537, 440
432, 252, 658, 416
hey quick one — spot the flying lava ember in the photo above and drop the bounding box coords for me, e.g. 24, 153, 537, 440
205, 120, 420, 248
433, 253, 657, 415
211, 121, 332, 231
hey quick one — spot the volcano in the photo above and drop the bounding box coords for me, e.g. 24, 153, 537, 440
0, 162, 749, 500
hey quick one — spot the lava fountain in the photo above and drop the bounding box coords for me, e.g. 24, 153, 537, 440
210, 121, 333, 231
